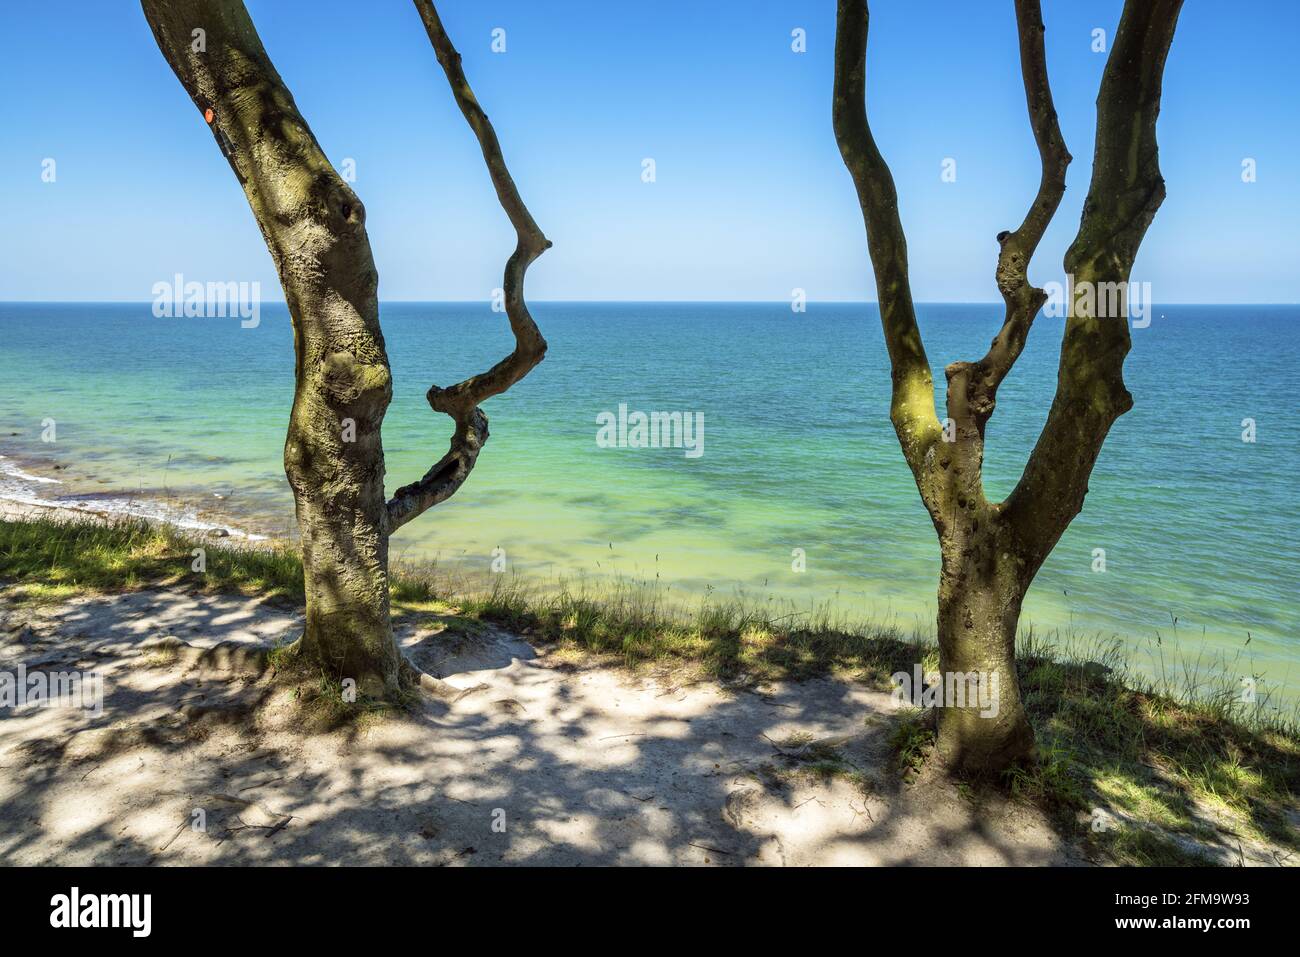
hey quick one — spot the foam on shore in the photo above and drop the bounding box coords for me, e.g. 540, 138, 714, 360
0, 454, 266, 541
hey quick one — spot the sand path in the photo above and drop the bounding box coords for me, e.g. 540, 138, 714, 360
0, 585, 1081, 866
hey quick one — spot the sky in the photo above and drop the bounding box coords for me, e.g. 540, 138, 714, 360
0, 0, 1296, 303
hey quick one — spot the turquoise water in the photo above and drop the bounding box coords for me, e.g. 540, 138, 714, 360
1, 302, 1296, 703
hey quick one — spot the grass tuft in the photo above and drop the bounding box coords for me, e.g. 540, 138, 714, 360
888, 709, 936, 775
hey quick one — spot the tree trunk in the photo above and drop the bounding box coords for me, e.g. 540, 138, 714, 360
934, 532, 1034, 773
143, 0, 549, 701
834, 0, 1181, 775
141, 0, 401, 695
285, 301, 399, 698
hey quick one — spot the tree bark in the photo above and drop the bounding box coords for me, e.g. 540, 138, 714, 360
387, 0, 550, 533
141, 0, 548, 700
934, 526, 1034, 771
141, 0, 401, 695
833, 0, 1182, 773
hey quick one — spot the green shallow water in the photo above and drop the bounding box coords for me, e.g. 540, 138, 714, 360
1, 302, 1296, 708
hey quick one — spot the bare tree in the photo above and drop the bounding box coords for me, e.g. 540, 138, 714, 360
833, 0, 1183, 771
140, 0, 549, 699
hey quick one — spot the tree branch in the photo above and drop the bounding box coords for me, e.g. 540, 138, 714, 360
832, 0, 942, 513
1003, 0, 1183, 573
951, 0, 1071, 408
946, 0, 1071, 436
387, 0, 551, 533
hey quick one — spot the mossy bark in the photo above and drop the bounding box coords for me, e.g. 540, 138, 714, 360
834, 0, 1182, 773
934, 529, 1034, 772
142, 0, 547, 699
142, 0, 400, 694
287, 343, 398, 697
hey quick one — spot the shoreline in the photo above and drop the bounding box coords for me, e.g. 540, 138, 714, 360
0, 447, 270, 542
1, 493, 1297, 727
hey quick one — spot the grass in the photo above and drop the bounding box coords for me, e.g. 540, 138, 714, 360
888, 709, 936, 775
756, 732, 876, 795
3, 514, 1297, 864
290, 667, 412, 732
0, 515, 302, 602
1008, 629, 1300, 864
392, 563, 935, 688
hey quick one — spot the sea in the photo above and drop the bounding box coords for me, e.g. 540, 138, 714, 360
2, 301, 1295, 705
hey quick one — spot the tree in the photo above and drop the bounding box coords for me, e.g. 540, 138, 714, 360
140, 0, 549, 699
832, 0, 1183, 772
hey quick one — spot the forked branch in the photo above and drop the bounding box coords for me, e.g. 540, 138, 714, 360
835, 0, 1179, 562
387, 0, 552, 533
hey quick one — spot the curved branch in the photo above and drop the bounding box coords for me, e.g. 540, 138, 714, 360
832, 0, 942, 513
944, 0, 1072, 444
387, 0, 551, 534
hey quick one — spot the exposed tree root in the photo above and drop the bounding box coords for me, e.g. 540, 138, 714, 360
400, 659, 486, 703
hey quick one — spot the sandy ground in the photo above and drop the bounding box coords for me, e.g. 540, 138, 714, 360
0, 582, 1092, 866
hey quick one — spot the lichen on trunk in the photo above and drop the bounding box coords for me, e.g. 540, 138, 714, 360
833, 0, 1183, 774
141, 0, 548, 701
287, 337, 397, 696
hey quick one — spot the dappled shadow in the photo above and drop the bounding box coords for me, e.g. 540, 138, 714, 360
1, 586, 1077, 866
1017, 655, 1300, 865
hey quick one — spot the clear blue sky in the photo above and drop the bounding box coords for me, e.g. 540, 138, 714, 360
1, 0, 1296, 303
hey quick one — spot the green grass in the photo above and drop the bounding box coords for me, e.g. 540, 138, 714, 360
1101, 827, 1222, 867
0, 515, 302, 601
285, 665, 414, 732
888, 709, 936, 775
388, 567, 1293, 863
1007, 630, 1300, 864
756, 733, 876, 795
3, 515, 1297, 864
393, 567, 934, 688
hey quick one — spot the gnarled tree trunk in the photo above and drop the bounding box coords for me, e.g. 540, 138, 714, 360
833, 0, 1182, 772
142, 0, 548, 700
141, 0, 399, 694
